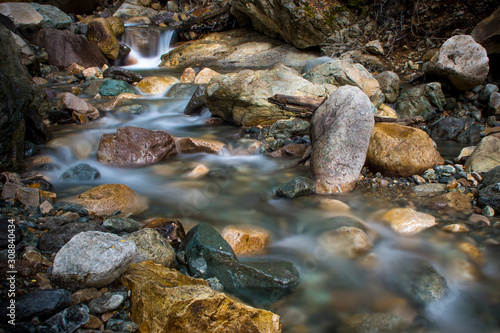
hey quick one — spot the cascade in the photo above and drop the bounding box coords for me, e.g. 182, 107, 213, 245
121, 26, 174, 68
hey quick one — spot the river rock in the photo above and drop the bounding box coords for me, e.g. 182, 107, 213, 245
61, 163, 100, 181
427, 192, 473, 211
160, 28, 319, 70
464, 135, 500, 173
177, 222, 300, 304
303, 59, 384, 107
103, 66, 143, 83
106, 319, 138, 332
0, 25, 49, 171
194, 68, 219, 84
122, 261, 281, 333
86, 18, 120, 60
67, 184, 149, 216
52, 231, 137, 288
376, 104, 398, 118
175, 137, 225, 154
9, 31, 36, 70
431, 117, 464, 140
365, 39, 384, 56
339, 313, 408, 333
99, 78, 138, 96
269, 118, 310, 140
396, 82, 446, 119
0, 289, 71, 321
97, 126, 176, 167
142, 218, 186, 248
102, 217, 140, 234
31, 28, 107, 70
455, 123, 484, 144
137, 76, 179, 94
481, 165, 500, 187
106, 16, 125, 39
379, 208, 436, 235
38, 222, 105, 253
113, 1, 158, 18
181, 67, 196, 83
56, 92, 100, 124
0, 3, 43, 31
425, 35, 489, 90
221, 225, 271, 256
471, 6, 500, 55
184, 85, 207, 115
70, 288, 101, 306
478, 185, 500, 212
275, 176, 314, 198
29, 3, 72, 30
311, 86, 374, 193
318, 226, 371, 259
88, 292, 126, 315
366, 123, 444, 177
126, 228, 176, 268
36, 304, 90, 333
302, 56, 333, 73
375, 71, 400, 103
206, 64, 327, 126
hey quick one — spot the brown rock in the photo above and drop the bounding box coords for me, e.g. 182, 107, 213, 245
142, 218, 186, 248
194, 67, 219, 84
221, 225, 271, 256
87, 18, 120, 60
379, 208, 436, 235
122, 261, 281, 333
57, 92, 100, 124
318, 199, 351, 212
83, 315, 102, 330
427, 191, 472, 211
105, 16, 125, 39
282, 143, 308, 158
175, 137, 225, 154
15, 187, 40, 206
67, 184, 149, 216
441, 223, 470, 233
82, 67, 100, 79
180, 67, 196, 83
97, 126, 177, 167
457, 241, 484, 264
32, 77, 48, 85
366, 123, 444, 177
71, 288, 102, 306
185, 164, 210, 179
2, 182, 22, 200
31, 28, 107, 70
66, 62, 84, 76
137, 76, 179, 94
318, 226, 371, 259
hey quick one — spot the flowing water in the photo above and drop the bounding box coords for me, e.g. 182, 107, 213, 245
36, 27, 500, 333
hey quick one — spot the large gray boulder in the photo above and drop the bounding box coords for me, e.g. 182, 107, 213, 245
303, 59, 384, 107
311, 85, 374, 194
52, 231, 137, 288
425, 35, 489, 90
205, 64, 328, 126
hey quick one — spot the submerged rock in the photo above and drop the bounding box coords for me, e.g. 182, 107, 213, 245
52, 231, 137, 288
177, 222, 300, 304
378, 208, 436, 235
122, 261, 281, 333
318, 226, 371, 259
275, 177, 314, 198
311, 86, 374, 194
366, 123, 444, 177
61, 163, 100, 181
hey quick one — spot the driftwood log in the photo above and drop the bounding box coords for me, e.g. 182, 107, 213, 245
268, 94, 425, 126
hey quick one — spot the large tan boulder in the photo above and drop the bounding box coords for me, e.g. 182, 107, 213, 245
366, 123, 444, 177
122, 261, 282, 333
464, 135, 500, 173
87, 18, 120, 60
137, 76, 179, 94
68, 184, 148, 216
206, 64, 328, 126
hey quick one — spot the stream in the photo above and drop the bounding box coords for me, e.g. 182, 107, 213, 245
35, 26, 500, 333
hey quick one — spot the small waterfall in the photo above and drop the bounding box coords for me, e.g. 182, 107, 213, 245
121, 27, 175, 69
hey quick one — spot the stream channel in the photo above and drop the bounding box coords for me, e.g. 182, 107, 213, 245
36, 25, 500, 333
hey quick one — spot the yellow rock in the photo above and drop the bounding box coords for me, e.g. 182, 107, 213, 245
376, 104, 398, 118
441, 223, 469, 233
318, 198, 351, 212
318, 227, 371, 258
379, 208, 436, 235
221, 225, 271, 256
137, 76, 179, 94
180, 67, 196, 83
194, 67, 219, 84
122, 261, 281, 333
87, 18, 120, 60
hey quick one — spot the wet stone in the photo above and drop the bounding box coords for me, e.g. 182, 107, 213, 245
52, 202, 89, 216
106, 319, 139, 332
61, 163, 101, 181
36, 304, 90, 333
275, 176, 314, 198
142, 218, 186, 248
88, 292, 127, 315
102, 217, 141, 233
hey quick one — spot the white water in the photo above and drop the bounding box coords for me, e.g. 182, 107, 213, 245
121, 27, 175, 69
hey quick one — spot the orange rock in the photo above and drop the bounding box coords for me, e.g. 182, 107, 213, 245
221, 225, 271, 256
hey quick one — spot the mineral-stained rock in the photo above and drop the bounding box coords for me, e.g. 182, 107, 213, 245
378, 208, 436, 235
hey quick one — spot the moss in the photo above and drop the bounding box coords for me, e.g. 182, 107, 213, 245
303, 3, 316, 19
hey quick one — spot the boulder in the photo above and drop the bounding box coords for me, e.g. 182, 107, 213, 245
87, 18, 120, 60
490, 92, 500, 115
303, 59, 384, 107
122, 261, 281, 333
31, 28, 107, 70
311, 86, 374, 194
177, 222, 299, 304
221, 225, 271, 256
0, 25, 49, 172
88, 292, 126, 315
67, 184, 149, 216
160, 28, 319, 71
29, 4, 72, 29
61, 163, 100, 181
184, 85, 207, 115
105, 16, 125, 39
471, 6, 500, 55
375, 71, 400, 103
0, 3, 43, 31
464, 135, 500, 173
52, 231, 137, 288
425, 35, 489, 90
126, 228, 176, 268
302, 56, 333, 73
97, 126, 177, 167
137, 76, 179, 94
10, 31, 36, 68
366, 123, 444, 177
99, 79, 138, 96
365, 40, 384, 56
113, 1, 158, 18
318, 226, 371, 259
206, 65, 327, 126
396, 82, 446, 119
455, 123, 484, 144
175, 137, 225, 154
56, 92, 100, 124
378, 208, 436, 235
